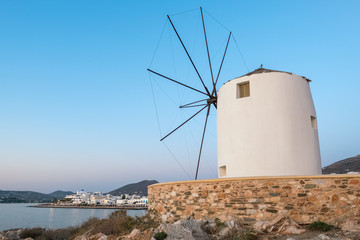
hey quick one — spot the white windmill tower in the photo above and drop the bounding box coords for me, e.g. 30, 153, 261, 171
217, 68, 321, 178
148, 8, 321, 179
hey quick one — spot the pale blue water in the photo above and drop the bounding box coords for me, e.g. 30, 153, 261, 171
0, 203, 146, 231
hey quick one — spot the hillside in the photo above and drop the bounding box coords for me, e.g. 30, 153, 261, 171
0, 190, 73, 203
108, 180, 158, 196
322, 154, 360, 174
48, 190, 74, 199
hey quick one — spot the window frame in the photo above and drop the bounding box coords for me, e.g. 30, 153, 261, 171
237, 81, 250, 98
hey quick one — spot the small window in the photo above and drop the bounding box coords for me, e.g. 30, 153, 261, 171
311, 116, 317, 129
219, 165, 226, 177
237, 82, 250, 98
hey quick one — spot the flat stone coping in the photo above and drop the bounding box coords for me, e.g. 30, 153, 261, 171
149, 174, 359, 187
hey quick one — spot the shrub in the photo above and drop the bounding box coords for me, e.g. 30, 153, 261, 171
20, 228, 45, 239
220, 229, 258, 240
35, 227, 79, 240
307, 221, 333, 232
239, 231, 258, 240
154, 231, 167, 240
79, 210, 159, 236
72, 217, 101, 237
19, 210, 159, 239
215, 218, 226, 228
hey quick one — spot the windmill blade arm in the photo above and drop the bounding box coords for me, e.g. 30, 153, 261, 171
160, 104, 208, 141
148, 68, 208, 96
212, 102, 217, 109
179, 99, 208, 108
180, 103, 208, 109
212, 31, 232, 96
195, 105, 211, 180
167, 15, 211, 96
200, 7, 216, 98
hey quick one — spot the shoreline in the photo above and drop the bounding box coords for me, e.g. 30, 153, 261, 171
30, 204, 147, 210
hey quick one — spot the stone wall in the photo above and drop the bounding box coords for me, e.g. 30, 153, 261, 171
148, 175, 360, 225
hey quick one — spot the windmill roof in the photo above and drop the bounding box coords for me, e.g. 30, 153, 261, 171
226, 68, 311, 84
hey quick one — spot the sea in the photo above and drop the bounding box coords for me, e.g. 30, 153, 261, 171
0, 203, 147, 231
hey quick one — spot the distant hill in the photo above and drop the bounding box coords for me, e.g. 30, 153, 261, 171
108, 180, 158, 196
322, 154, 360, 174
0, 190, 74, 203
48, 190, 74, 199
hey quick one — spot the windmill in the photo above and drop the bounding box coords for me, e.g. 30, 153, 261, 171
148, 7, 322, 180
147, 7, 232, 180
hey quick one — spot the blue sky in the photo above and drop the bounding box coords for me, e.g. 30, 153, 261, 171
0, 0, 359, 193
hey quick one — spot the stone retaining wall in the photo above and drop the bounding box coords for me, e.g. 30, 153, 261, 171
148, 175, 360, 225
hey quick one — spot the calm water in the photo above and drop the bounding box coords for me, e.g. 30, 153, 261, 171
0, 203, 146, 231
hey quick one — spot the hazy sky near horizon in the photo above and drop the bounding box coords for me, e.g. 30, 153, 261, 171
1, 0, 359, 193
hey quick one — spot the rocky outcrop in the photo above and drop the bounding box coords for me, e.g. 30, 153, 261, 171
120, 216, 359, 240
2, 215, 360, 240
154, 218, 212, 240
121, 217, 244, 240
121, 229, 154, 240
253, 216, 305, 234
0, 229, 21, 240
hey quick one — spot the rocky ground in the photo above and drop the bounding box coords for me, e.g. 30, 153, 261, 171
0, 217, 360, 240
0, 210, 360, 240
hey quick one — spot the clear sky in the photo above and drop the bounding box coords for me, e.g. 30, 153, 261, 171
0, 0, 359, 193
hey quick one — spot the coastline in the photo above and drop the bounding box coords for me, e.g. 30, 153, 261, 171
30, 204, 147, 210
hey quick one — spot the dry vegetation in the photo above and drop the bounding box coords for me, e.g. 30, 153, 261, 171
19, 210, 159, 240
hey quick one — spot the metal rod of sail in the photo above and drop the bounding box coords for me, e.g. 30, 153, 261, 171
160, 105, 208, 142
147, 69, 208, 96
200, 7, 216, 98
179, 99, 208, 108
167, 15, 211, 96
212, 31, 232, 96
180, 103, 208, 109
195, 105, 210, 180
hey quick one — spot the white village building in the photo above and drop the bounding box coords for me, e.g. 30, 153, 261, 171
62, 189, 147, 207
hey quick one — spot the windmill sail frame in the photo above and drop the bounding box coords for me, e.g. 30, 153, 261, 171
148, 7, 232, 180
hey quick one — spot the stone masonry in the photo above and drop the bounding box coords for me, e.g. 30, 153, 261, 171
148, 175, 360, 225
